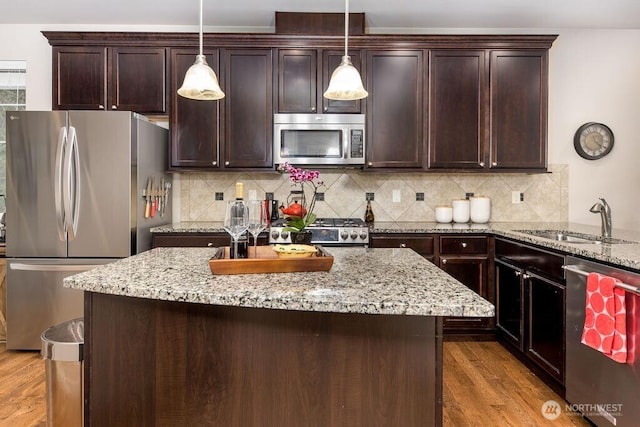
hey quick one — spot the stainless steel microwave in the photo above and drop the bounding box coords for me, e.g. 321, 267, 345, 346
273, 114, 365, 166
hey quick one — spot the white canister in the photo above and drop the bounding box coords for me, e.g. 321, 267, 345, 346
435, 206, 453, 223
452, 199, 470, 223
470, 196, 491, 223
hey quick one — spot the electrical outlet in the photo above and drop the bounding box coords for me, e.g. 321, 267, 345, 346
511, 191, 524, 204
392, 190, 401, 203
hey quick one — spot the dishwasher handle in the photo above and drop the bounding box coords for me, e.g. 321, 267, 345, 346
9, 263, 103, 272
563, 264, 640, 296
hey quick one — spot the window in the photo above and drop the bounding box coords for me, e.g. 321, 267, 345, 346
0, 60, 26, 211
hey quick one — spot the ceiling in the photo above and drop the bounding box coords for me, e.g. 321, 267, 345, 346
2, 0, 640, 30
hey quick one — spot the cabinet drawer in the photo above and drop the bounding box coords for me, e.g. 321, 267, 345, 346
440, 236, 487, 255
495, 238, 565, 283
370, 234, 434, 256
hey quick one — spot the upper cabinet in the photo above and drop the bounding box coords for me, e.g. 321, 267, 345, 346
365, 50, 425, 170
52, 46, 167, 113
276, 48, 363, 114
169, 48, 220, 169
428, 50, 486, 170
490, 50, 548, 170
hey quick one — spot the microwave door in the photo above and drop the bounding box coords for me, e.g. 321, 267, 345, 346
277, 128, 344, 165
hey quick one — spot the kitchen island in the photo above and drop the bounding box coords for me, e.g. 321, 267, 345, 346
65, 247, 494, 427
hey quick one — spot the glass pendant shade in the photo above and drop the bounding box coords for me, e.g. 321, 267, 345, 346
177, 54, 225, 100
323, 55, 368, 100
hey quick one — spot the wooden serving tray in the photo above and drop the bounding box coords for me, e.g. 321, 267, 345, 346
209, 245, 334, 275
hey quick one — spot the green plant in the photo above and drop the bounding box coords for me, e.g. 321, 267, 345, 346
281, 163, 324, 232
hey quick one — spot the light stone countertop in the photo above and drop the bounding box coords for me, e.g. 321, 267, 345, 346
152, 221, 640, 271
64, 247, 495, 318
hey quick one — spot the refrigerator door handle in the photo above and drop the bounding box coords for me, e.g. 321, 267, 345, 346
55, 126, 67, 241
9, 263, 103, 272
63, 126, 81, 239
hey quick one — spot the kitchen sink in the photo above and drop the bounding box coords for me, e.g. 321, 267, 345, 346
515, 229, 635, 245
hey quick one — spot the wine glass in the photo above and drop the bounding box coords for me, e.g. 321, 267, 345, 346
247, 200, 269, 257
223, 200, 249, 259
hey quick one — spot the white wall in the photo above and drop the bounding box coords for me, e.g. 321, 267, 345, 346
2, 24, 640, 230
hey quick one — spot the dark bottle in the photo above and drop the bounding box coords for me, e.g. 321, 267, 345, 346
365, 200, 375, 223
230, 182, 249, 259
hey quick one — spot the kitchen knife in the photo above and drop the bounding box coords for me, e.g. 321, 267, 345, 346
144, 177, 152, 218
159, 177, 165, 216
150, 178, 157, 218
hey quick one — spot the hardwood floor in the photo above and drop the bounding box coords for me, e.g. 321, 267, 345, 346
0, 341, 590, 426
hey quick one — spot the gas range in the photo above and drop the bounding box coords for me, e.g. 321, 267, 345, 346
269, 217, 369, 246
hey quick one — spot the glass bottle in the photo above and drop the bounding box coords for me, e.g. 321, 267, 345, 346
365, 200, 375, 223
229, 182, 249, 259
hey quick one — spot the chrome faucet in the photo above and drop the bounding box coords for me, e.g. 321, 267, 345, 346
589, 198, 612, 238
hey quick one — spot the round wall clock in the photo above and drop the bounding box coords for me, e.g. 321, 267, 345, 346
573, 122, 614, 160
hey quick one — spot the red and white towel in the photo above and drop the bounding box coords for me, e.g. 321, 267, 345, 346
581, 272, 628, 363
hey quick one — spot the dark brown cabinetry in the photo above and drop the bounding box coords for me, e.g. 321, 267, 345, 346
428, 50, 486, 170
437, 235, 494, 337
53, 46, 166, 113
490, 51, 548, 170
365, 50, 425, 170
369, 233, 434, 263
223, 49, 274, 169
276, 49, 363, 114
169, 48, 221, 169
495, 238, 566, 389
169, 48, 273, 170
152, 232, 267, 248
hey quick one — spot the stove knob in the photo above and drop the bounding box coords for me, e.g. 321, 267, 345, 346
359, 232, 368, 240
350, 231, 358, 240
281, 231, 290, 239
340, 231, 349, 240
271, 230, 280, 240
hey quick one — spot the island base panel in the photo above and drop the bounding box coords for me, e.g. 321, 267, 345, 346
84, 292, 443, 426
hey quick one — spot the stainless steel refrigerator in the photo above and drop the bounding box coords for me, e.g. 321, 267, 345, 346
5, 110, 172, 350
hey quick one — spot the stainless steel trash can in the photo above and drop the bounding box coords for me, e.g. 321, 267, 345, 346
41, 318, 84, 427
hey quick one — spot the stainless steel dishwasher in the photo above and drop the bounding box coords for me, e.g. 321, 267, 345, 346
564, 256, 640, 426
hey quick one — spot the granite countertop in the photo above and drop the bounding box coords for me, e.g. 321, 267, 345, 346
152, 221, 640, 271
64, 247, 495, 318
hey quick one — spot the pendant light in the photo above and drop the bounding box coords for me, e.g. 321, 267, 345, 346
323, 0, 368, 101
177, 0, 225, 100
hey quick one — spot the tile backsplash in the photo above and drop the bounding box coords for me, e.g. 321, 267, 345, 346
177, 164, 568, 223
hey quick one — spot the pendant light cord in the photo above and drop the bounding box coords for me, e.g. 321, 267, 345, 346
344, 0, 349, 57
199, 0, 204, 56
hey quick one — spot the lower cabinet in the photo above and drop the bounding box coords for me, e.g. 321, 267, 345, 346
152, 232, 267, 248
438, 235, 494, 338
368, 233, 434, 262
495, 237, 566, 390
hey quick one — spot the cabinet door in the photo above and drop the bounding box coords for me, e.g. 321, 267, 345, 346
441, 256, 492, 331
526, 272, 565, 383
169, 48, 221, 169
495, 259, 524, 350
277, 49, 317, 113
53, 46, 107, 110
365, 50, 425, 169
109, 47, 166, 113
321, 50, 364, 114
490, 50, 547, 170
428, 50, 486, 169
223, 49, 274, 169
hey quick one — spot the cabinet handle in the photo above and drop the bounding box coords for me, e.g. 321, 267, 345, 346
479, 162, 485, 167
323, 107, 328, 112
442, 258, 447, 264
111, 105, 117, 110
492, 162, 498, 166
311, 107, 316, 112
98, 104, 105, 110
514, 271, 521, 277
224, 161, 230, 166
461, 242, 468, 248
207, 243, 214, 247
212, 161, 217, 166
400, 243, 406, 248
522, 273, 530, 279
367, 162, 373, 166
